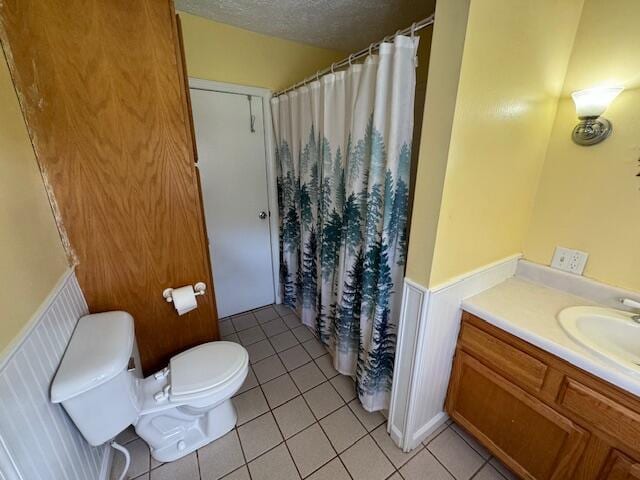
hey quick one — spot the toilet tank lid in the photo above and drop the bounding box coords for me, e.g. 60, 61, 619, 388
51, 311, 135, 403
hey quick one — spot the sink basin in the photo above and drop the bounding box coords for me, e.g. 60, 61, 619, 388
558, 306, 640, 376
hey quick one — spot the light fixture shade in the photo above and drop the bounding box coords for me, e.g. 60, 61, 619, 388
571, 87, 623, 118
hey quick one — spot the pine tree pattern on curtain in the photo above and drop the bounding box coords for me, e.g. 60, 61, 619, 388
271, 36, 418, 411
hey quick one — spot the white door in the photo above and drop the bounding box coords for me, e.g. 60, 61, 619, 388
190, 88, 275, 318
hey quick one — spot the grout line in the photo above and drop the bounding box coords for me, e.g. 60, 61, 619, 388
195, 449, 202, 480
235, 425, 254, 480
468, 458, 491, 480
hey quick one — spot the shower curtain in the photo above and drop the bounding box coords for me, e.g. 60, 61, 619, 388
271, 36, 418, 411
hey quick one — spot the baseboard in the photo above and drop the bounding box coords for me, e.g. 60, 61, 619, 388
99, 445, 113, 480
389, 254, 520, 451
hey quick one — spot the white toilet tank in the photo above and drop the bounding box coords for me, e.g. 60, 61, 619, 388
51, 311, 141, 446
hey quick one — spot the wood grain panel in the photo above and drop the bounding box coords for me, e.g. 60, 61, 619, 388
447, 351, 588, 479
600, 451, 640, 480
459, 320, 548, 392
0, 0, 218, 373
557, 379, 640, 454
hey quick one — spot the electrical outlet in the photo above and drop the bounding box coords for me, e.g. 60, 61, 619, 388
551, 246, 589, 275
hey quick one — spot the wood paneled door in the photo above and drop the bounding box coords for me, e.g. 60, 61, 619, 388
0, 0, 219, 373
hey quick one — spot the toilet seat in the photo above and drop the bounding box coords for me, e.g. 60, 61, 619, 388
169, 341, 248, 403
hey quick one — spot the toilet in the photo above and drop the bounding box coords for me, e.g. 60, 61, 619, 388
50, 311, 248, 462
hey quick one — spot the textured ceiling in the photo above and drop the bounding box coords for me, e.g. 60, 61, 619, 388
175, 0, 436, 52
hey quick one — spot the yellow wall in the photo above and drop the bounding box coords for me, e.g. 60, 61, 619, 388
0, 56, 68, 354
411, 0, 583, 287
178, 12, 344, 91
405, 0, 472, 285
524, 0, 640, 291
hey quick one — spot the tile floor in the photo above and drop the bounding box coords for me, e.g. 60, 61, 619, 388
111, 304, 518, 480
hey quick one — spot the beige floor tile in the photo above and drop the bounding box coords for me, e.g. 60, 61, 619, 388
114, 426, 138, 445
111, 438, 149, 480
219, 319, 235, 336
275, 304, 294, 316
261, 318, 289, 337
233, 387, 269, 425
236, 367, 258, 395
245, 339, 276, 364
262, 374, 300, 408
427, 427, 484, 480
252, 355, 287, 383
269, 331, 300, 352
282, 313, 302, 329
422, 420, 449, 446
291, 325, 314, 342
232, 313, 258, 332
315, 354, 339, 379
306, 458, 351, 480
371, 424, 420, 468
290, 362, 326, 392
399, 449, 454, 480
222, 333, 240, 343
320, 405, 367, 453
474, 463, 505, 480
387, 473, 402, 480
237, 413, 283, 461
131, 474, 149, 480
348, 399, 386, 431
279, 344, 313, 371
198, 430, 245, 480
450, 422, 491, 459
248, 443, 300, 480
237, 325, 267, 346
339, 435, 394, 480
254, 306, 280, 323
302, 338, 327, 358
303, 381, 345, 419
220, 466, 250, 480
273, 396, 316, 438
489, 458, 518, 480
330, 375, 357, 402
150, 452, 199, 480
287, 424, 336, 477
150, 456, 163, 470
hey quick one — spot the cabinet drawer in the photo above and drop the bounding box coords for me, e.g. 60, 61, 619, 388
460, 321, 548, 393
557, 378, 640, 452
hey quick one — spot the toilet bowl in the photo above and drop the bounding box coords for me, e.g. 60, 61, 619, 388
51, 311, 248, 462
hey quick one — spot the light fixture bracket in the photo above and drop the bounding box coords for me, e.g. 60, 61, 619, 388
572, 116, 612, 146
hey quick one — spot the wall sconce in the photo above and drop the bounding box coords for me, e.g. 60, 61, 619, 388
571, 86, 623, 146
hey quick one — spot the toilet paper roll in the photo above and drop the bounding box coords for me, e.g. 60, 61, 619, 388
171, 285, 198, 316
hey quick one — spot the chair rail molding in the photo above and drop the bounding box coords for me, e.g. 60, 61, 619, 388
0, 269, 111, 480
388, 254, 521, 451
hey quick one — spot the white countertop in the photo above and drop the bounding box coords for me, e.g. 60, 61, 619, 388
462, 277, 640, 398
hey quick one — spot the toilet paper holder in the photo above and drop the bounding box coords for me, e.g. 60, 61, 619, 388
162, 282, 207, 303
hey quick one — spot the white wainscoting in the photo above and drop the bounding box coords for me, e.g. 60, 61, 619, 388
388, 255, 520, 451
0, 269, 110, 480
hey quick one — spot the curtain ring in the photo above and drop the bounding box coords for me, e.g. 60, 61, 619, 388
348, 54, 353, 67
410, 22, 417, 39
368, 43, 373, 57
330, 63, 335, 74
316, 71, 320, 81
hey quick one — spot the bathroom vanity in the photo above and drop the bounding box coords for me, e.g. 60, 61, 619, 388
445, 277, 640, 479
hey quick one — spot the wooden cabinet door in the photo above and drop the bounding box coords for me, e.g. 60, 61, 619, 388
0, 0, 218, 373
446, 351, 588, 479
600, 451, 640, 480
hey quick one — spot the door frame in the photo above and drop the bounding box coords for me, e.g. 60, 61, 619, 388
188, 77, 281, 305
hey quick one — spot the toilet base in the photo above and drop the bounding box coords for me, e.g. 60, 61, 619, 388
135, 399, 238, 463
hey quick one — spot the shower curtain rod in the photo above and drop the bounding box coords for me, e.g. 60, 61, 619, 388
274, 14, 435, 96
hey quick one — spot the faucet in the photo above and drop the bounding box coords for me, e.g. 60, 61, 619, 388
620, 298, 640, 323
